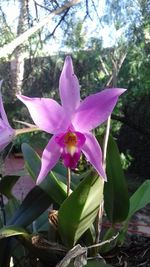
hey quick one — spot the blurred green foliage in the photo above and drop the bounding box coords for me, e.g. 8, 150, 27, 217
0, 0, 150, 180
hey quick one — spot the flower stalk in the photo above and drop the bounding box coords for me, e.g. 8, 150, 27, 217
67, 168, 71, 197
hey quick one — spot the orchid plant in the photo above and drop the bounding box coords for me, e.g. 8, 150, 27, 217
0, 56, 150, 267
17, 56, 125, 188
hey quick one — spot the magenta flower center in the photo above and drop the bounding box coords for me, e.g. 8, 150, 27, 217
55, 130, 86, 169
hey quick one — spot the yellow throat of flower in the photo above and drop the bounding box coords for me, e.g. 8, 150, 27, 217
64, 132, 77, 155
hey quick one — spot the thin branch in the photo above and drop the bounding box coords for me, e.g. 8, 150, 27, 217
83, 0, 92, 21
105, 51, 127, 87
34, 0, 54, 13
0, 6, 14, 38
99, 55, 109, 77
91, 0, 104, 28
44, 8, 70, 41
87, 233, 119, 249
34, 0, 39, 21
0, 0, 82, 58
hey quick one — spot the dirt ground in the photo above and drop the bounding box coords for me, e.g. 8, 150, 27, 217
4, 153, 35, 201
105, 234, 150, 267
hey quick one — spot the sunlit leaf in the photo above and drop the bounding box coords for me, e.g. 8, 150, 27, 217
127, 179, 150, 220
0, 225, 29, 240
22, 143, 67, 204
58, 171, 104, 247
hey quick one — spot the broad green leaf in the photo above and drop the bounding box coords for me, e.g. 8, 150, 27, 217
104, 135, 129, 223
5, 197, 20, 222
21, 143, 40, 181
34, 210, 49, 232
22, 143, 67, 204
120, 180, 150, 246
9, 186, 51, 227
0, 175, 20, 198
58, 171, 104, 247
0, 225, 29, 240
127, 180, 150, 220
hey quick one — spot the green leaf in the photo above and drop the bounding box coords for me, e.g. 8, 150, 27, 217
34, 210, 49, 232
120, 180, 150, 246
104, 135, 129, 223
58, 171, 104, 247
21, 143, 40, 182
5, 197, 20, 222
0, 175, 20, 198
9, 186, 52, 227
0, 225, 29, 240
22, 143, 67, 205
127, 180, 150, 220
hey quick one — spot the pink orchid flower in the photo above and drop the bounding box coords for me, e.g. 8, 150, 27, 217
0, 81, 15, 152
17, 56, 126, 185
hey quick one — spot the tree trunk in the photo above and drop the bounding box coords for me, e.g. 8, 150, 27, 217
10, 0, 27, 98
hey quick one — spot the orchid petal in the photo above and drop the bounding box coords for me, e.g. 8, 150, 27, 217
0, 126, 15, 152
0, 80, 10, 126
17, 95, 69, 134
82, 132, 106, 180
59, 56, 80, 117
73, 88, 126, 131
36, 135, 61, 185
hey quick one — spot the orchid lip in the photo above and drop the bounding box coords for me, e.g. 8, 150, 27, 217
55, 130, 86, 169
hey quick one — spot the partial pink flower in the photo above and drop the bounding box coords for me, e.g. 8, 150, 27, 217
17, 56, 126, 184
0, 81, 15, 152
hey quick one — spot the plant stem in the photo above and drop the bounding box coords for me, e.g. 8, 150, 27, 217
95, 199, 104, 244
95, 116, 111, 246
102, 115, 111, 169
67, 168, 71, 196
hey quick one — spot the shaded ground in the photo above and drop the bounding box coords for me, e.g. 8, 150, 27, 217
105, 235, 150, 267
4, 153, 35, 201
103, 204, 150, 266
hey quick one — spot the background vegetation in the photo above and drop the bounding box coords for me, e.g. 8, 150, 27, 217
0, 0, 150, 181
